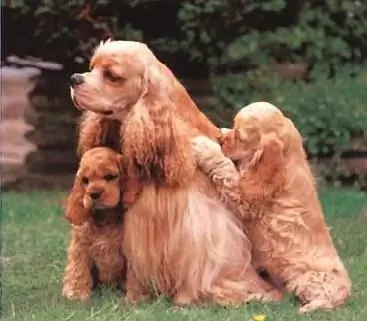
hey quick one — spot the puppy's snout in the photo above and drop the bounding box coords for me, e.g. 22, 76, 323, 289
89, 191, 102, 200
70, 73, 84, 87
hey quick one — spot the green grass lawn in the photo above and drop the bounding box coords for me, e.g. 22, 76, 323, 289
2, 188, 367, 321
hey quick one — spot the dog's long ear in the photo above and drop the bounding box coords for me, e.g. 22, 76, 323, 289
77, 112, 121, 157
239, 132, 286, 202
121, 62, 195, 187
64, 174, 89, 225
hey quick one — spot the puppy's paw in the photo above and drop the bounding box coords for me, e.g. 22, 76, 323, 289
191, 136, 223, 163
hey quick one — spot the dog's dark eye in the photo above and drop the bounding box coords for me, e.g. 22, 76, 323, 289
81, 177, 89, 185
104, 174, 118, 181
103, 69, 122, 83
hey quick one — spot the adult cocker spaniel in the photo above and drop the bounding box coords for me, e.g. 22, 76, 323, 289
68, 41, 281, 305
62, 147, 140, 300
192, 102, 351, 313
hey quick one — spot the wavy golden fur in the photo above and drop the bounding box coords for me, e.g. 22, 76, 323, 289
69, 41, 281, 305
192, 102, 351, 313
62, 147, 140, 300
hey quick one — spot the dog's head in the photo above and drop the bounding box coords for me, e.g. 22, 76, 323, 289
220, 102, 304, 200
65, 147, 125, 225
220, 102, 303, 165
69, 40, 159, 119
78, 147, 124, 210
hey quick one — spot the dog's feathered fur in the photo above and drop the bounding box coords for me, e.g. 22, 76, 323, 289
70, 42, 281, 305
192, 102, 351, 313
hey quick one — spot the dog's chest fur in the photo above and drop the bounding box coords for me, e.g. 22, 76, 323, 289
84, 217, 125, 284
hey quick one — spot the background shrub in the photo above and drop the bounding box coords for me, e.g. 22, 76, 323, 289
177, 0, 367, 72
271, 72, 367, 158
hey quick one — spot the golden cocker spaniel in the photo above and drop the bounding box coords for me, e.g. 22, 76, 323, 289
69, 41, 281, 305
192, 102, 351, 313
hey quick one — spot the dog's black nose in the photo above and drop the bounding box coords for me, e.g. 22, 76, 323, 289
89, 191, 102, 200
70, 73, 84, 87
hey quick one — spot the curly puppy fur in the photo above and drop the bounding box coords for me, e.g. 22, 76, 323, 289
192, 102, 351, 313
69, 41, 281, 305
62, 147, 140, 300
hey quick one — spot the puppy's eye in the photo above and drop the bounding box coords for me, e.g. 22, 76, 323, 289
81, 177, 89, 185
104, 174, 118, 181
103, 69, 123, 83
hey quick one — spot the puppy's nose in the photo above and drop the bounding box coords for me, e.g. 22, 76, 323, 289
70, 73, 84, 87
89, 191, 102, 200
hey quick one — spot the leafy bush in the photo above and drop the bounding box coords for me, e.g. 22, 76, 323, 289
177, 0, 367, 74
271, 73, 367, 158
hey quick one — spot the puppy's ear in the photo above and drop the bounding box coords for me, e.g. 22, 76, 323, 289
240, 132, 286, 202
121, 64, 195, 187
64, 175, 89, 225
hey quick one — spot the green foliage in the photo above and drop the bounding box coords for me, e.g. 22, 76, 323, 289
272, 74, 367, 157
177, 0, 367, 72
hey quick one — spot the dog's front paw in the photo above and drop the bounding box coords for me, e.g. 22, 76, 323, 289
62, 284, 91, 301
